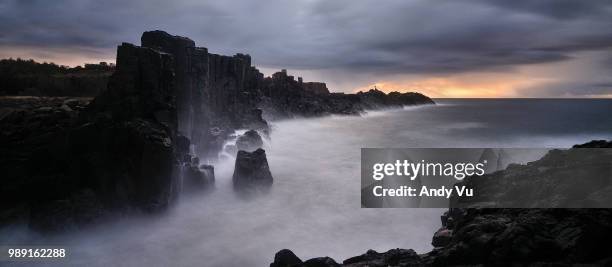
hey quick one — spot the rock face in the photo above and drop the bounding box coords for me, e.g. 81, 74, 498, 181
0, 42, 208, 231
140, 30, 268, 157
274, 140, 612, 266
76, 43, 181, 212
236, 130, 264, 152
233, 148, 273, 189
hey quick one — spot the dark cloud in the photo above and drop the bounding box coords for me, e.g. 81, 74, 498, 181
520, 81, 612, 97
1, 0, 611, 94
472, 0, 612, 20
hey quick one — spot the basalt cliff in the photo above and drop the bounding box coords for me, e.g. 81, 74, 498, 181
0, 30, 434, 231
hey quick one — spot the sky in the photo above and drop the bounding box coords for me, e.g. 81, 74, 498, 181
1, 0, 612, 97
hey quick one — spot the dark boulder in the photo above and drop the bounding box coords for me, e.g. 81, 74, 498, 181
236, 129, 264, 152
431, 228, 453, 247
233, 148, 273, 189
270, 249, 303, 267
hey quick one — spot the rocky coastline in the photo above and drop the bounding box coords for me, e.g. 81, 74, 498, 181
271, 140, 612, 266
0, 30, 434, 232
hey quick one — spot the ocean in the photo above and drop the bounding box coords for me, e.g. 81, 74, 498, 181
2, 99, 611, 266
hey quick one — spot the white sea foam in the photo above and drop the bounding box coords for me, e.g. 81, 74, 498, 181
2, 99, 611, 266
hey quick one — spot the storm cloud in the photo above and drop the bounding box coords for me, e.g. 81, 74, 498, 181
1, 0, 612, 96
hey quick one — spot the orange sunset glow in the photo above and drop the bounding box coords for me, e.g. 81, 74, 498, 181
355, 74, 550, 98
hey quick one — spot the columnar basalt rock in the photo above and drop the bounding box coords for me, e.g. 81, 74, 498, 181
141, 31, 206, 149
141, 31, 269, 157
233, 148, 273, 190
141, 30, 434, 155
68, 43, 185, 213
0, 43, 192, 231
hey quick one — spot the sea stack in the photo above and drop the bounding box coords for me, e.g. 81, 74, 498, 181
233, 148, 273, 190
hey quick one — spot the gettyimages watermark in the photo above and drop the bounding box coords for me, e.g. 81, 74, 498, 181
361, 148, 612, 208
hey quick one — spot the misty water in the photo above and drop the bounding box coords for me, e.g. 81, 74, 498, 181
2, 99, 612, 266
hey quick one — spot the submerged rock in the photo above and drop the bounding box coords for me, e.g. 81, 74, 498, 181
233, 148, 273, 189
236, 129, 264, 152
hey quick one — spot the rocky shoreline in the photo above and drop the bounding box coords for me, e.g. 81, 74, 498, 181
271, 140, 612, 266
0, 30, 434, 232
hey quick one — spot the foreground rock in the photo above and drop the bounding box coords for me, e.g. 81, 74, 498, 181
273, 211, 612, 266
270, 248, 421, 267
452, 141, 612, 208
233, 148, 273, 190
273, 140, 612, 266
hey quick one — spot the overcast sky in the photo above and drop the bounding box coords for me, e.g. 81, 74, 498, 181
1, 0, 612, 97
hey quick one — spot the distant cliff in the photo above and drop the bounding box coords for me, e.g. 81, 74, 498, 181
0, 58, 113, 96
